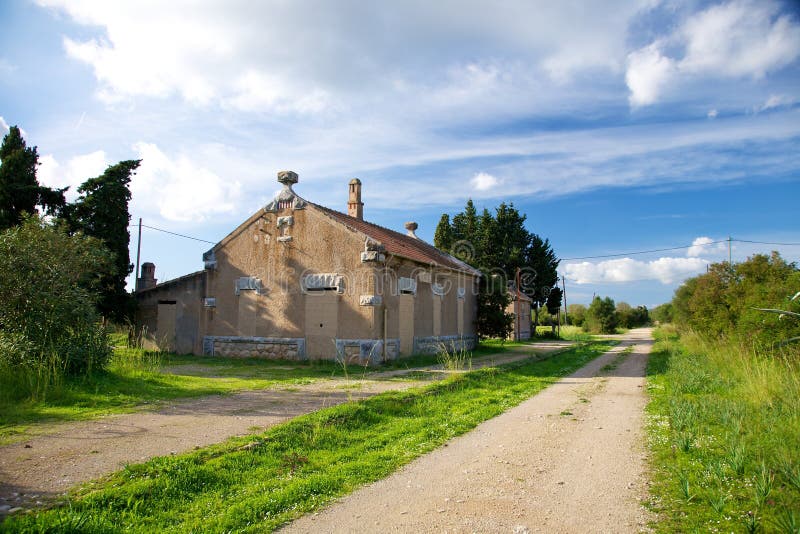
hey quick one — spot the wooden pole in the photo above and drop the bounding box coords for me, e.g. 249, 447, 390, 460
134, 217, 142, 292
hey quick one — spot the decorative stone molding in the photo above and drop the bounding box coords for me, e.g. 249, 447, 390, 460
235, 276, 266, 295
204, 336, 306, 360
360, 250, 385, 263
302, 273, 345, 293
414, 335, 477, 355
202, 249, 217, 270
264, 170, 307, 212
398, 277, 417, 295
335, 338, 400, 365
277, 235, 293, 243
277, 215, 294, 228
359, 295, 383, 306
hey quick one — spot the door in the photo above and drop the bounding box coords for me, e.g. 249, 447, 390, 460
399, 293, 415, 355
305, 291, 339, 359
156, 301, 177, 352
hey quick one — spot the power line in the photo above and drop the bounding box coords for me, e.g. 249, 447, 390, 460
133, 223, 216, 244
561, 238, 800, 261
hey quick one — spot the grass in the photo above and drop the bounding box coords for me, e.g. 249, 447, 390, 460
644, 326, 800, 532
0, 344, 347, 444
1, 340, 614, 533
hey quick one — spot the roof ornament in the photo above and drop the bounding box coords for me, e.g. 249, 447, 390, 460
265, 170, 306, 212
404, 221, 419, 239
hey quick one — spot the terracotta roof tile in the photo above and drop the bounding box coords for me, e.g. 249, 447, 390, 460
313, 204, 481, 276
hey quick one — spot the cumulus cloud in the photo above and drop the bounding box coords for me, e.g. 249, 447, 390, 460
130, 142, 242, 222
687, 236, 728, 258
470, 172, 500, 191
626, 0, 800, 107
565, 256, 709, 284
758, 94, 795, 112
37, 150, 108, 201
626, 44, 676, 107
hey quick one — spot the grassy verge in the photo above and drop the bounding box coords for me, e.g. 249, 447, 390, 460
2, 341, 613, 533
645, 326, 800, 532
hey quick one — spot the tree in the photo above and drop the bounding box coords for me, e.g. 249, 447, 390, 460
0, 126, 65, 230
475, 275, 513, 340
0, 217, 112, 385
546, 286, 563, 316
567, 303, 587, 327
585, 296, 618, 334
433, 214, 453, 251
650, 303, 673, 324
435, 199, 560, 339
67, 160, 140, 322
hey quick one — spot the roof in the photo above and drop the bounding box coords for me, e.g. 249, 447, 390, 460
313, 203, 481, 276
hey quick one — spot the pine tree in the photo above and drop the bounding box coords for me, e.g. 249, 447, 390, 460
433, 214, 453, 251
69, 160, 140, 322
0, 126, 65, 230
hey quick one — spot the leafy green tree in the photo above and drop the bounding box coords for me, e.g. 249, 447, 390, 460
616, 302, 649, 328
66, 160, 140, 322
672, 252, 800, 345
0, 126, 65, 230
585, 296, 618, 334
0, 217, 112, 386
567, 303, 587, 327
650, 303, 673, 324
433, 214, 453, 251
436, 199, 560, 338
475, 275, 513, 340
545, 286, 563, 315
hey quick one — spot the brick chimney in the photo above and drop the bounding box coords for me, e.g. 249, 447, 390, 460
348, 178, 363, 220
137, 262, 157, 291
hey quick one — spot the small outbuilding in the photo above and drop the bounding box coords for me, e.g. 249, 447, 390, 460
506, 290, 532, 341
135, 171, 481, 363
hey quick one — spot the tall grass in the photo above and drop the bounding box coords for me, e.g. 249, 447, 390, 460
646, 327, 800, 532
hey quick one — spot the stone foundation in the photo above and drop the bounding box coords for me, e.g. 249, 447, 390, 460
335, 338, 400, 365
203, 336, 306, 360
414, 335, 477, 355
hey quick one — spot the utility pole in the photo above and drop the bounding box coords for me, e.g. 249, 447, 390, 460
134, 217, 142, 292
728, 236, 732, 270
562, 275, 568, 328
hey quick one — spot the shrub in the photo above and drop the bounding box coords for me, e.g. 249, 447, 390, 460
585, 296, 618, 334
0, 217, 112, 399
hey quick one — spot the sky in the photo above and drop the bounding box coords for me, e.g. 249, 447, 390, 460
1, 0, 799, 307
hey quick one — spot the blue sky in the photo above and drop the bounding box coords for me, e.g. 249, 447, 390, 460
2, 0, 799, 307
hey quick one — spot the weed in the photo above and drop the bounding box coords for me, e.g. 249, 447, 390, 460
707, 491, 727, 515
753, 463, 774, 507
727, 443, 748, 476
675, 432, 694, 453
436, 340, 472, 371
743, 511, 760, 534
771, 509, 800, 533
678, 472, 694, 502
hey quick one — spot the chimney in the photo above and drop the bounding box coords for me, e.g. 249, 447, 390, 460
348, 178, 363, 220
404, 221, 419, 239
137, 262, 157, 291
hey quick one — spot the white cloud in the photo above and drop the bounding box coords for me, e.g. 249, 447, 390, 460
565, 256, 709, 284
626, 43, 676, 107
687, 236, 728, 258
470, 172, 500, 191
0, 116, 9, 132
707, 109, 718, 119
37, 150, 108, 201
626, 0, 800, 107
130, 142, 242, 222
758, 94, 795, 112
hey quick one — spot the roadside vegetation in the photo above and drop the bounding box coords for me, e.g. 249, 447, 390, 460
645, 253, 800, 532
1, 341, 612, 533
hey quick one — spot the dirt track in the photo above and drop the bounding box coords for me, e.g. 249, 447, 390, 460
0, 342, 570, 515
282, 328, 654, 533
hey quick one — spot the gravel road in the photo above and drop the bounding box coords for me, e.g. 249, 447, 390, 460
282, 328, 654, 534
0, 341, 570, 515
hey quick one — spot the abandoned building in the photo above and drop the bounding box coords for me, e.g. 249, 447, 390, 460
135, 171, 481, 363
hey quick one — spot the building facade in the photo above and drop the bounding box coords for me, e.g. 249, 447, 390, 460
136, 171, 481, 364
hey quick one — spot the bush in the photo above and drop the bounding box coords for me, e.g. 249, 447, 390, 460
672, 252, 800, 346
0, 217, 112, 399
585, 296, 618, 334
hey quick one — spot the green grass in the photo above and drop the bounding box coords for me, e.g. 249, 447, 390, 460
1, 341, 614, 533
644, 326, 800, 533
0, 346, 346, 444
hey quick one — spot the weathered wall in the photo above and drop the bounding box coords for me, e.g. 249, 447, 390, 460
136, 271, 206, 354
